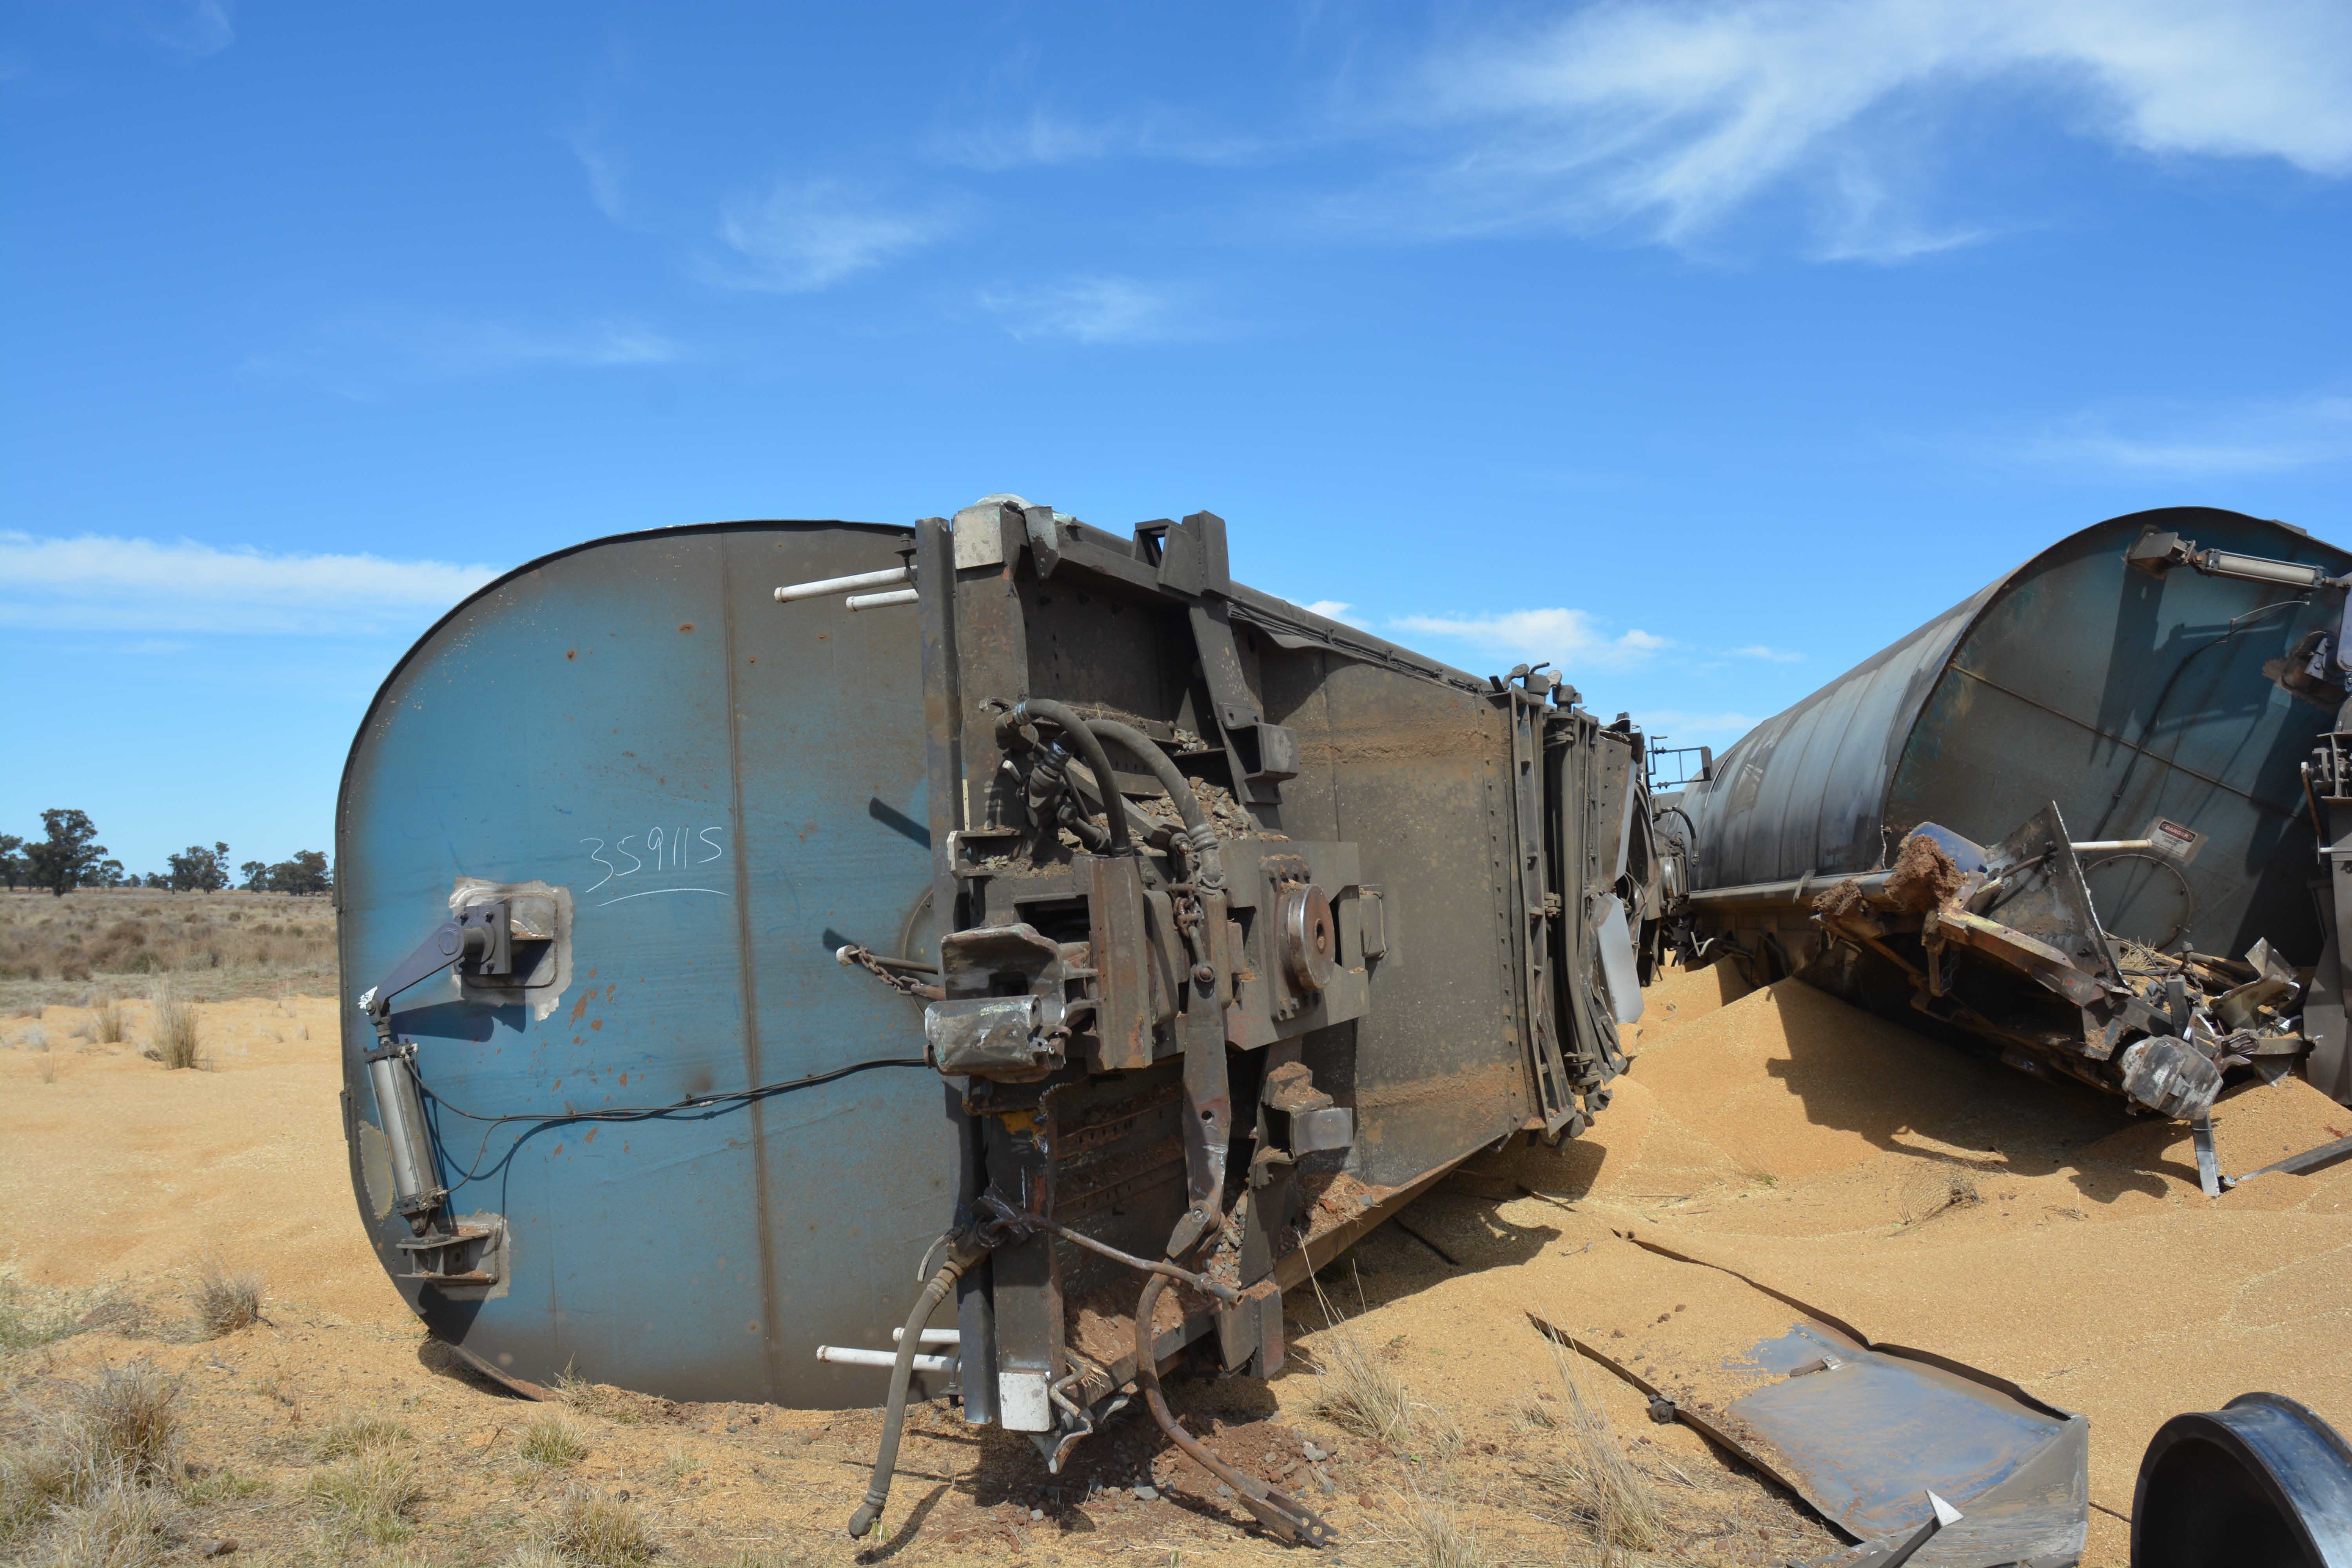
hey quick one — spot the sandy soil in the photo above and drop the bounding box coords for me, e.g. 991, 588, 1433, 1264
4, 963, 2347, 1565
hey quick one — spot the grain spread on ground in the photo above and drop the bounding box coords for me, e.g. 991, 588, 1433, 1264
4, 954, 2346, 1565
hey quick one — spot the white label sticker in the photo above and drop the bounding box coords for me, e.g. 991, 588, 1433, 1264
2144, 818, 2203, 863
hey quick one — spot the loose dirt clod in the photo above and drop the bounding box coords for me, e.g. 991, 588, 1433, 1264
1814, 832, 1967, 923
1882, 832, 1967, 913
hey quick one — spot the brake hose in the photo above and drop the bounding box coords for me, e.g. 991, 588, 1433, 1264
1007, 699, 1132, 856
1085, 717, 1227, 890
1131, 1273, 1335, 1547
846, 1225, 997, 1540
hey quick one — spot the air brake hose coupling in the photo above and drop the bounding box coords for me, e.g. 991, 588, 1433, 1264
844, 1224, 996, 1541
1006, 699, 1132, 856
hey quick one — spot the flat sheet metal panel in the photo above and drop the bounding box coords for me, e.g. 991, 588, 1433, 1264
1285, 651, 1530, 1186
338, 521, 954, 1406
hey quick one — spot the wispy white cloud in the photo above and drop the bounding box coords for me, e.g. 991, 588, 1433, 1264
0, 533, 499, 635
1301, 599, 1355, 623
1733, 644, 1804, 662
565, 125, 635, 226
1392, 608, 1669, 670
936, 106, 1263, 171
711, 178, 960, 292
1400, 0, 2352, 256
242, 311, 684, 397
2021, 391, 2352, 474
132, 0, 233, 59
977, 276, 1198, 343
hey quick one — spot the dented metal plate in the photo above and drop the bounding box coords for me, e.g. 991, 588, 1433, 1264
1726, 1324, 2088, 1568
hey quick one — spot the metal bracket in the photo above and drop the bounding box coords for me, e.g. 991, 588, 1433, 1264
1186, 600, 1294, 808
2191, 1114, 2222, 1199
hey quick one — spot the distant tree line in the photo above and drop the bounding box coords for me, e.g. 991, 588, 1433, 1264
0, 810, 332, 897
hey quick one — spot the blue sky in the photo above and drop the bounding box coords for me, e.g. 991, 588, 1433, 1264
5, 0, 2350, 875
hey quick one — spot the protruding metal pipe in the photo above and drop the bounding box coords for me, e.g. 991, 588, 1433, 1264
774, 565, 911, 603
1683, 870, 1893, 911
817, 1345, 956, 1372
2196, 549, 2327, 589
846, 588, 921, 611
2070, 839, 2155, 854
891, 1328, 960, 1345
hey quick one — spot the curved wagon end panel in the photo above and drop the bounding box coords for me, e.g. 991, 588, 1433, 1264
334, 521, 955, 1408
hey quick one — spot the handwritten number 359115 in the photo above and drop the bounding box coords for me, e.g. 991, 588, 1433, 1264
582, 826, 726, 895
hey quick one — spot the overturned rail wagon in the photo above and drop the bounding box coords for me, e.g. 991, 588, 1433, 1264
336, 498, 1652, 1542
1662, 506, 2352, 1156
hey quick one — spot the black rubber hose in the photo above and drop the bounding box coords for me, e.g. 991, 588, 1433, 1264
1085, 717, 1224, 889
1010, 700, 1132, 856
845, 1231, 989, 1540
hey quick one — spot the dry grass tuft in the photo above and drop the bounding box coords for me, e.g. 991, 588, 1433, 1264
539, 1486, 655, 1567
1396, 1479, 1489, 1568
0, 1277, 142, 1352
0, 1362, 185, 1553
1, 1448, 77, 1543
1302, 1271, 1459, 1457
192, 1260, 263, 1337
175, 1465, 266, 1507
311, 1416, 410, 1461
518, 1414, 589, 1468
29, 1477, 175, 1568
69, 1363, 183, 1487
147, 984, 201, 1071
1303, 1274, 1418, 1451
91, 998, 125, 1044
306, 1448, 424, 1544
1535, 1341, 1666, 1555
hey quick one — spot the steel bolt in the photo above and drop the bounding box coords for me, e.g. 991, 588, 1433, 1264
1192, 963, 1215, 985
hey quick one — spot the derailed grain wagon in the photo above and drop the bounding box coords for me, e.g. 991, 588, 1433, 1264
1661, 506, 2352, 1176
335, 497, 1652, 1542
